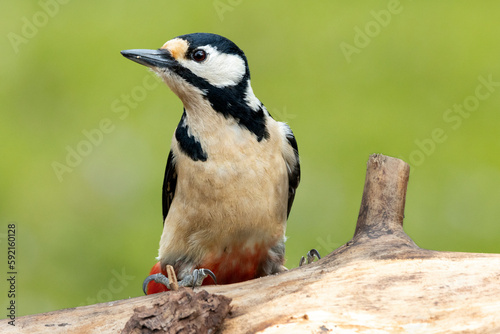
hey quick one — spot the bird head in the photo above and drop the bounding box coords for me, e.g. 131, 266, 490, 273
121, 33, 258, 107
121, 33, 268, 141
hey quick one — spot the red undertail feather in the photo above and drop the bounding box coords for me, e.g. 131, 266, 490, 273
145, 244, 272, 295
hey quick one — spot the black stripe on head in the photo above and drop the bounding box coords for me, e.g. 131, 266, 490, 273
175, 110, 208, 161
171, 65, 269, 142
167, 33, 269, 142
206, 79, 270, 142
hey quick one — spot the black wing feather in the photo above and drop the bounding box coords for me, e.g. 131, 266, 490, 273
285, 128, 300, 218
162, 150, 177, 224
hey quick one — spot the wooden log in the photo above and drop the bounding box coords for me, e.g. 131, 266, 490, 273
2, 154, 500, 333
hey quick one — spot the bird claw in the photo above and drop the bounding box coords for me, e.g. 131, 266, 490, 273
142, 268, 217, 295
143, 273, 171, 294
189, 268, 217, 289
299, 249, 321, 267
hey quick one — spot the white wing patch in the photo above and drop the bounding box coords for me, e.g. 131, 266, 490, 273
279, 122, 298, 173
177, 45, 246, 88
244, 81, 263, 112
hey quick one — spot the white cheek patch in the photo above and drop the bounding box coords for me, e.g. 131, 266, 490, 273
177, 45, 246, 88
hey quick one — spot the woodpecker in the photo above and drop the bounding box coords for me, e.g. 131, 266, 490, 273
121, 33, 313, 295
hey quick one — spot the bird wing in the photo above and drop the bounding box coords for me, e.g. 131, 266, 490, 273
283, 124, 300, 218
162, 150, 178, 223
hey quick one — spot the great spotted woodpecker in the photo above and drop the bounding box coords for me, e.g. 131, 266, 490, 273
121, 33, 317, 294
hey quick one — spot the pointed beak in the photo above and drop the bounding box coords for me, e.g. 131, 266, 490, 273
120, 49, 175, 68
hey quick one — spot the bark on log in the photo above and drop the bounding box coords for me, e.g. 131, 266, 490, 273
2, 154, 500, 333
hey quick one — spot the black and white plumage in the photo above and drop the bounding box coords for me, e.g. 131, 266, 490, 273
121, 33, 300, 289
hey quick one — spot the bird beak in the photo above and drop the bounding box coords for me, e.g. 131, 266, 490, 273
120, 49, 175, 68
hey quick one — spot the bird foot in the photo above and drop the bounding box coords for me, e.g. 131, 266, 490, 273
299, 249, 321, 267
142, 268, 217, 295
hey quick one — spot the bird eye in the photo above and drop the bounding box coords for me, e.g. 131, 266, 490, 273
192, 49, 207, 62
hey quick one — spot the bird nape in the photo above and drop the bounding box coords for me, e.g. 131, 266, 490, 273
121, 33, 316, 295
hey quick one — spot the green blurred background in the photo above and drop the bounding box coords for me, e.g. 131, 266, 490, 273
1, 1, 500, 317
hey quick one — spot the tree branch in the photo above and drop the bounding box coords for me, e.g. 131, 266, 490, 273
3, 154, 500, 333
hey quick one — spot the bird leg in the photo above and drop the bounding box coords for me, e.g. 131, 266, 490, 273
142, 268, 217, 295
299, 248, 321, 267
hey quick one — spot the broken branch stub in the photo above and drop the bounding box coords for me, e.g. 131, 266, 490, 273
339, 154, 419, 259
355, 154, 409, 235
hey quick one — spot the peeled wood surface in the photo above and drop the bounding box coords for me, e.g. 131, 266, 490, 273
2, 154, 500, 333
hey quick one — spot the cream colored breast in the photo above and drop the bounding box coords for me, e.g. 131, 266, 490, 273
158, 109, 289, 265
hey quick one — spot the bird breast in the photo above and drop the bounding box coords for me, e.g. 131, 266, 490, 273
158, 110, 289, 266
